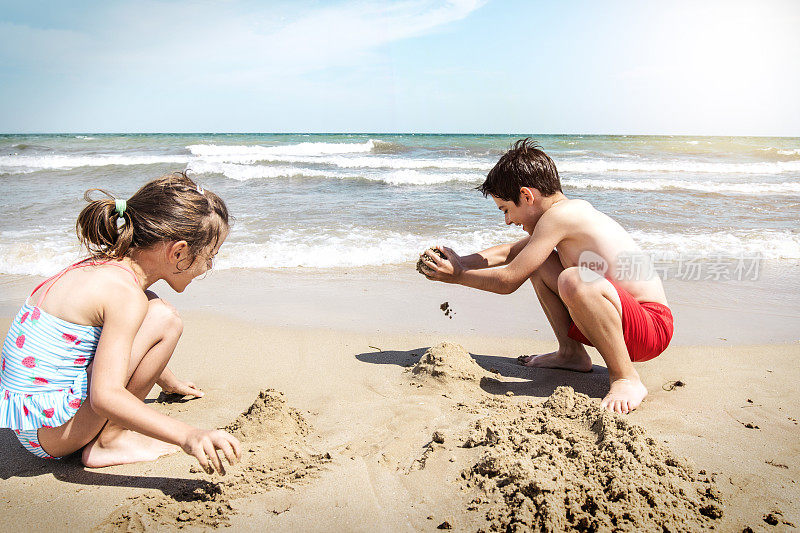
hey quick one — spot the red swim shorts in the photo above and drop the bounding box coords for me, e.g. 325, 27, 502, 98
567, 279, 674, 362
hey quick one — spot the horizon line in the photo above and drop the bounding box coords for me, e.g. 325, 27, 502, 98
1, 131, 799, 139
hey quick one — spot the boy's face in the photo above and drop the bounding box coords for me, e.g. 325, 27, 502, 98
492, 190, 536, 235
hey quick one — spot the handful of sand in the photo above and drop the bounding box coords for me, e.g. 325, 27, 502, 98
416, 247, 447, 274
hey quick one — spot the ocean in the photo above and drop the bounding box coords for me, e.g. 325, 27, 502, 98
1, 133, 799, 276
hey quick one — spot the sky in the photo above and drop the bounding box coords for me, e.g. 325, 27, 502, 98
0, 0, 798, 135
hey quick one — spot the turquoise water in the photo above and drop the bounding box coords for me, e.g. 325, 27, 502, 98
0, 133, 798, 274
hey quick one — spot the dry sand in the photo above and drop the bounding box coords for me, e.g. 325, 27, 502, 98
1, 312, 799, 532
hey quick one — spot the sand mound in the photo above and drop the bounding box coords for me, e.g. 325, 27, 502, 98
224, 388, 310, 441
463, 386, 724, 532
95, 389, 328, 532
412, 342, 489, 383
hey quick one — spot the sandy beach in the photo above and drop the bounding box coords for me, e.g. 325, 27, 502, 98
1, 269, 798, 532
2, 0, 799, 529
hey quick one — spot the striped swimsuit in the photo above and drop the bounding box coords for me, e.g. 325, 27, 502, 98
0, 260, 138, 458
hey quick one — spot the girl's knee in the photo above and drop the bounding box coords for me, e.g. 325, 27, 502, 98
146, 298, 183, 337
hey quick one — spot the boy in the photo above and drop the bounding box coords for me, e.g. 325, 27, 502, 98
419, 139, 673, 414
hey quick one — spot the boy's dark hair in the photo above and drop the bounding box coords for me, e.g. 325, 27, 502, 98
477, 138, 562, 204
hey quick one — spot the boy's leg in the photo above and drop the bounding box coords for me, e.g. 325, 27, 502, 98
38, 295, 184, 464
557, 267, 647, 414
519, 251, 592, 372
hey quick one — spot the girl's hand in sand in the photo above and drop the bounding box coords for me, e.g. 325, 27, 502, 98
182, 429, 242, 475
158, 367, 204, 398
161, 379, 204, 399
422, 246, 463, 283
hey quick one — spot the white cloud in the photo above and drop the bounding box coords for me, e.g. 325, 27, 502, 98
0, 1, 486, 82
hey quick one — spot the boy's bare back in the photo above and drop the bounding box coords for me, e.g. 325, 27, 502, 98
538, 198, 668, 306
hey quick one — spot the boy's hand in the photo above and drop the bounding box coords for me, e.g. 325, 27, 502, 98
420, 246, 463, 283
182, 428, 242, 475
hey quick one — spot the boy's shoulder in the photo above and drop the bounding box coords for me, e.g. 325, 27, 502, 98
553, 197, 593, 211
543, 198, 595, 224
533, 198, 607, 243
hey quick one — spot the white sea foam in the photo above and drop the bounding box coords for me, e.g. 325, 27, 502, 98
0, 240, 84, 276
0, 154, 189, 173
187, 161, 338, 181
213, 227, 524, 269
191, 145, 800, 174
5, 139, 799, 177
2, 227, 798, 275
629, 230, 800, 260
368, 169, 480, 185
558, 158, 800, 174
220, 229, 800, 268
563, 177, 800, 195
188, 144, 489, 171
188, 161, 482, 184
189, 160, 800, 191
188, 140, 378, 157
759, 147, 800, 156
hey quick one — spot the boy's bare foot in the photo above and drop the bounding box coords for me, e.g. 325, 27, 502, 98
601, 377, 648, 414
517, 349, 593, 372
82, 426, 178, 468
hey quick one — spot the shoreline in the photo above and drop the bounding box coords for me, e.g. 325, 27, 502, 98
3, 264, 799, 345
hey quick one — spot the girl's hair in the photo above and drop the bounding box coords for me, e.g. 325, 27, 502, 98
77, 172, 230, 270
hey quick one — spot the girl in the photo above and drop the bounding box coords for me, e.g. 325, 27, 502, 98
0, 172, 240, 473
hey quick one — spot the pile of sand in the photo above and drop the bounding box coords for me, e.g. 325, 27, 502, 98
462, 386, 724, 532
411, 342, 489, 384
95, 389, 328, 532
224, 389, 310, 441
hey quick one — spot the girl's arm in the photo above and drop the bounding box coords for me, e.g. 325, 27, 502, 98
90, 284, 239, 472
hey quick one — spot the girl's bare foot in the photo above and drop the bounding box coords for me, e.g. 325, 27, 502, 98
81, 425, 178, 468
601, 377, 648, 414
517, 349, 593, 372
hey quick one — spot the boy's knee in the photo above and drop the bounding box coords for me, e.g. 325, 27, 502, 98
557, 267, 593, 302
147, 298, 183, 336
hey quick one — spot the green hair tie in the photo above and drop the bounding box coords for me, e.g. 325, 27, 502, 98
115, 199, 127, 217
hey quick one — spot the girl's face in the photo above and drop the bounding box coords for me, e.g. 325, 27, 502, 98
166, 227, 228, 293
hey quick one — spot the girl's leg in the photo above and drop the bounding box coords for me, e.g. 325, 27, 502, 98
37, 295, 184, 465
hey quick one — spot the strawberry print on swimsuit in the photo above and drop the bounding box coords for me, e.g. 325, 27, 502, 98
0, 304, 101, 431
0, 260, 140, 456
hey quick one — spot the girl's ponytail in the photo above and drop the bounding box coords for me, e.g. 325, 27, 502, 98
76, 189, 135, 259
75, 172, 229, 267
